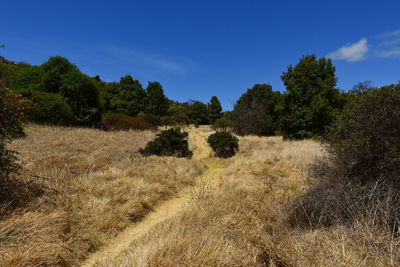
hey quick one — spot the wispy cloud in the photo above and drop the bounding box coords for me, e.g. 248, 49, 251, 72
376, 47, 400, 58
375, 29, 400, 58
327, 38, 368, 62
100, 45, 185, 75
377, 29, 400, 38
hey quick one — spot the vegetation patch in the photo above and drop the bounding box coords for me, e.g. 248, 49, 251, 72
207, 131, 239, 158
102, 113, 157, 131
140, 128, 193, 158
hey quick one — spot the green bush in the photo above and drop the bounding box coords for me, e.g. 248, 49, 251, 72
212, 117, 232, 131
18, 88, 74, 125
0, 88, 27, 181
322, 84, 400, 185
160, 116, 175, 126
10, 66, 45, 92
102, 113, 157, 131
60, 72, 102, 126
174, 114, 191, 125
137, 112, 162, 126
139, 128, 193, 158
207, 131, 239, 158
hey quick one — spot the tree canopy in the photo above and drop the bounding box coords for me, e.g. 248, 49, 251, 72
233, 84, 282, 136
279, 55, 345, 139
207, 96, 222, 124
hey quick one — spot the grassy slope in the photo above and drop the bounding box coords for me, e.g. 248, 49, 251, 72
0, 124, 203, 266
95, 131, 400, 266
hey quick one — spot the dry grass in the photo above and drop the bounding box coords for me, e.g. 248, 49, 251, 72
96, 133, 400, 266
3, 125, 399, 266
0, 124, 203, 266
94, 134, 321, 266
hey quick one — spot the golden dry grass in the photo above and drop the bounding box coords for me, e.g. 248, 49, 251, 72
93, 133, 400, 266
0, 124, 204, 266
2, 125, 399, 266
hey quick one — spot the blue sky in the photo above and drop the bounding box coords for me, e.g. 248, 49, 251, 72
2, 0, 400, 110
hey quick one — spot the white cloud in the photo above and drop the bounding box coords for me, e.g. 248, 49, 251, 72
327, 38, 369, 62
376, 47, 400, 57
378, 29, 400, 38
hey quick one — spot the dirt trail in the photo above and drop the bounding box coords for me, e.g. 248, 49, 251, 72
81, 127, 228, 267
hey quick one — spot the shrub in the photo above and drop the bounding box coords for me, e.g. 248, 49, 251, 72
60, 72, 102, 126
102, 113, 157, 131
137, 112, 162, 126
17, 88, 74, 125
0, 88, 27, 181
160, 116, 175, 126
139, 128, 193, 158
212, 117, 232, 131
207, 131, 239, 158
10, 66, 45, 92
291, 84, 400, 231
233, 84, 282, 136
323, 84, 400, 185
174, 114, 191, 125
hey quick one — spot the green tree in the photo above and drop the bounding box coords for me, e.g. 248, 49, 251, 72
146, 81, 168, 116
207, 96, 222, 124
233, 84, 282, 136
41, 56, 78, 93
17, 88, 74, 125
188, 101, 209, 125
111, 75, 147, 116
10, 66, 45, 91
60, 72, 101, 126
279, 55, 345, 139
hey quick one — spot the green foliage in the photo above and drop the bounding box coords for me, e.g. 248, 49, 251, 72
188, 101, 209, 125
1, 62, 26, 89
41, 56, 78, 93
10, 66, 45, 91
207, 96, 222, 124
146, 81, 168, 116
322, 84, 400, 185
139, 128, 193, 158
0, 88, 27, 181
114, 75, 147, 116
207, 131, 239, 158
18, 88, 74, 125
137, 112, 162, 126
279, 55, 345, 139
233, 84, 282, 136
60, 72, 102, 126
102, 113, 157, 131
212, 117, 231, 131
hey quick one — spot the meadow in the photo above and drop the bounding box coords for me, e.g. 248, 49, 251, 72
1, 124, 399, 266
0, 124, 203, 266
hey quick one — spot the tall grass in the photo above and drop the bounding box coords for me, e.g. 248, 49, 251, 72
0, 124, 203, 266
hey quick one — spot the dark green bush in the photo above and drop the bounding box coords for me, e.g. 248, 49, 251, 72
0, 88, 27, 181
18, 88, 74, 125
323, 84, 400, 185
212, 117, 232, 131
174, 114, 191, 125
137, 112, 162, 126
10, 66, 45, 92
139, 128, 193, 158
207, 131, 239, 158
60, 72, 102, 126
160, 116, 175, 126
102, 113, 157, 131
292, 84, 400, 231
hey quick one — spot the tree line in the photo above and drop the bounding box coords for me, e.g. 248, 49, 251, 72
1, 53, 395, 139
0, 55, 223, 129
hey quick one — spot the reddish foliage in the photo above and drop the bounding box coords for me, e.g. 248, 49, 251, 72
102, 113, 157, 131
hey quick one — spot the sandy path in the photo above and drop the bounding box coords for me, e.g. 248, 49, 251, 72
81, 127, 228, 267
